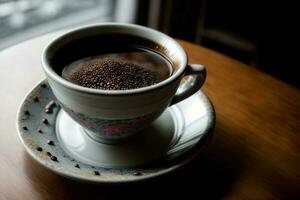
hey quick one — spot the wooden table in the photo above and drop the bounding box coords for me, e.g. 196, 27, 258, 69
0, 33, 299, 200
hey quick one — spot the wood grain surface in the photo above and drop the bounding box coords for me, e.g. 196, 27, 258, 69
0, 33, 299, 200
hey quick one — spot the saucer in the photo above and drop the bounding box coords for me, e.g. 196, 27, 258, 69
17, 80, 215, 183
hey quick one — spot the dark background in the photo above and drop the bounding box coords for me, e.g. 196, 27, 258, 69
136, 0, 298, 88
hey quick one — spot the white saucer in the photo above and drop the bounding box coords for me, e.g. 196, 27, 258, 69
17, 80, 215, 183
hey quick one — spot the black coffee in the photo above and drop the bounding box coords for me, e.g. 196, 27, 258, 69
62, 47, 172, 90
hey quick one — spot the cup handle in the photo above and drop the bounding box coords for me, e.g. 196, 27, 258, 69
169, 64, 206, 106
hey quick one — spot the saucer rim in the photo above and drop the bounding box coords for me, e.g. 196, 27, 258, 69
16, 79, 215, 184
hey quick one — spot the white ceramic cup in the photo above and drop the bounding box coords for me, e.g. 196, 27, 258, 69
42, 23, 206, 144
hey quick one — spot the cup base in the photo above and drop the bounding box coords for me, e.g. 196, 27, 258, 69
82, 127, 137, 145
56, 109, 177, 168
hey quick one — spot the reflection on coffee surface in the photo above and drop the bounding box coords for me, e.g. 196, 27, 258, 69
62, 47, 172, 90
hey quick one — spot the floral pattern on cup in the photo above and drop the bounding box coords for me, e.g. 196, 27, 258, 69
61, 104, 158, 139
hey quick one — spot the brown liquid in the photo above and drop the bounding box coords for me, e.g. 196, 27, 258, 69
62, 47, 172, 90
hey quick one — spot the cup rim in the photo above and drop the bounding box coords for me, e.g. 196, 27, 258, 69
42, 23, 188, 96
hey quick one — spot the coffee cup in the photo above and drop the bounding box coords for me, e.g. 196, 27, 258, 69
42, 23, 206, 144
